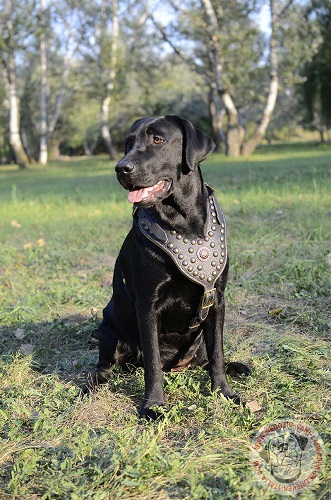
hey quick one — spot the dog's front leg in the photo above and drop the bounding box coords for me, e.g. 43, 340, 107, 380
203, 299, 241, 403
136, 301, 165, 420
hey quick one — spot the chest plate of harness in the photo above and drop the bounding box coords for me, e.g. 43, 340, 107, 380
134, 186, 227, 330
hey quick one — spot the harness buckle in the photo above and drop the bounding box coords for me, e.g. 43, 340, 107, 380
201, 288, 216, 309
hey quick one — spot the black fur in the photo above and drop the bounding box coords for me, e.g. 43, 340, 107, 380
88, 115, 250, 420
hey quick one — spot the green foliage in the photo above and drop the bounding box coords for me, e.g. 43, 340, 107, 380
0, 143, 330, 497
301, 0, 331, 133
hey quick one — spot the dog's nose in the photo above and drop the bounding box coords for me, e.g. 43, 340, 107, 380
115, 161, 135, 175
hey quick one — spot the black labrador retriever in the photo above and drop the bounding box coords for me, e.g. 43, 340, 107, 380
89, 115, 250, 419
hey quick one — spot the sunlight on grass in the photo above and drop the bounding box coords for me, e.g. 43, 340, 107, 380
0, 143, 330, 498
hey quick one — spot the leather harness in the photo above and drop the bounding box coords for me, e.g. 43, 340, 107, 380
134, 185, 228, 332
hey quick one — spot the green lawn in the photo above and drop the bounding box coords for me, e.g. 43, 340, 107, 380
0, 143, 330, 499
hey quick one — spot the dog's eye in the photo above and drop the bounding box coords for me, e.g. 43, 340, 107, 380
153, 136, 164, 144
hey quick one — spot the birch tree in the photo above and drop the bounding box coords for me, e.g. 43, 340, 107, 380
0, 0, 32, 168
39, 0, 48, 164
153, 0, 298, 156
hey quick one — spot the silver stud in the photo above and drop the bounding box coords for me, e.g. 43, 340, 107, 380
183, 261, 188, 266
221, 229, 224, 234
211, 261, 216, 267
212, 226, 216, 231
212, 218, 217, 224
173, 248, 179, 254
191, 240, 196, 245
188, 266, 193, 272
183, 238, 189, 244
213, 252, 218, 257
212, 271, 217, 276
221, 251, 225, 257
193, 270, 198, 276
190, 258, 196, 263
199, 274, 205, 280
170, 230, 176, 235
178, 254, 184, 260
207, 277, 212, 283
188, 248, 194, 253
197, 265, 202, 271
176, 234, 182, 240
221, 244, 225, 249
204, 237, 209, 242
212, 211, 216, 217
197, 239, 203, 245
208, 231, 214, 237
210, 242, 215, 248
220, 258, 224, 264
216, 265, 221, 271
167, 243, 174, 249
220, 237, 224, 242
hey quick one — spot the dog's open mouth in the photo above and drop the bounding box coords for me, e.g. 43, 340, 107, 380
127, 180, 171, 204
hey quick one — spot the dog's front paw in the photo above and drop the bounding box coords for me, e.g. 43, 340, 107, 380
139, 406, 165, 421
225, 361, 251, 378
214, 386, 245, 406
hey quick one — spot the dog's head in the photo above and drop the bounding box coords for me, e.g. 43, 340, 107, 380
115, 115, 215, 207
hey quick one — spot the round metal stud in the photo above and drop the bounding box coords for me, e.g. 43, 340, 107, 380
197, 239, 203, 245
204, 237, 209, 242
176, 234, 182, 240
199, 274, 205, 280
188, 248, 194, 253
170, 230, 176, 235
212, 211, 216, 217
183, 238, 189, 244
212, 226, 216, 231
191, 240, 196, 245
193, 270, 198, 276
207, 277, 212, 283
213, 251, 218, 257
167, 243, 174, 249
210, 242, 215, 248
178, 254, 184, 260
208, 231, 214, 237
212, 218, 217, 224
221, 251, 225, 257
190, 258, 196, 263
188, 266, 193, 272
220, 236, 224, 242
197, 265, 202, 271
220, 229, 224, 234
183, 261, 188, 266
211, 261, 216, 267
197, 247, 210, 261
212, 270, 217, 276
216, 265, 221, 271
221, 244, 225, 249
220, 258, 224, 264
173, 248, 179, 254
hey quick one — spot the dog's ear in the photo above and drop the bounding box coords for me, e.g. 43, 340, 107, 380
166, 115, 215, 171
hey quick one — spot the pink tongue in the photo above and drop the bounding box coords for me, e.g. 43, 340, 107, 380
128, 187, 149, 204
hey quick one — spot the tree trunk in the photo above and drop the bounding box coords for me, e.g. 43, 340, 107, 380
100, 0, 119, 160
39, 0, 48, 165
8, 54, 29, 169
208, 90, 227, 152
241, 0, 279, 156
201, 0, 245, 156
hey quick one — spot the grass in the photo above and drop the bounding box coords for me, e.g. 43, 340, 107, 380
0, 143, 330, 499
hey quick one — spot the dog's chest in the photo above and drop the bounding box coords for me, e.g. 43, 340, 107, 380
134, 189, 227, 292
